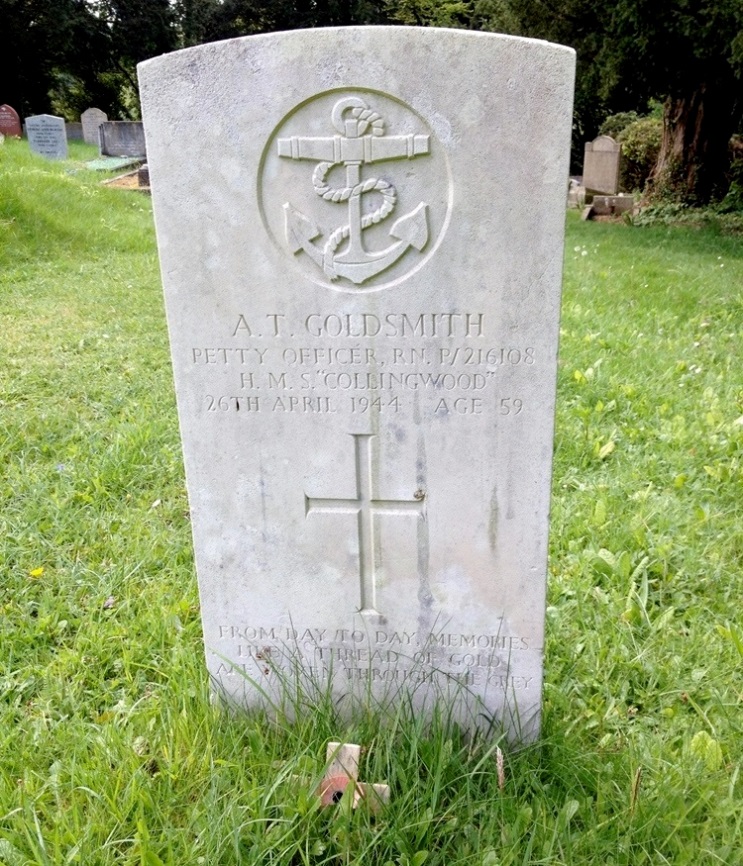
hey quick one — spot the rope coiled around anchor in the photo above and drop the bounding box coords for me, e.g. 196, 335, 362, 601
312, 106, 396, 277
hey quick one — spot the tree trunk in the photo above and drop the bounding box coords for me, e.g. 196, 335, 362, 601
649, 83, 738, 205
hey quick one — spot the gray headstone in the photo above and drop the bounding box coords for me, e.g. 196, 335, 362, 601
66, 122, 83, 141
138, 27, 575, 741
583, 135, 621, 195
81, 107, 108, 145
99, 121, 146, 157
0, 104, 22, 138
26, 114, 68, 160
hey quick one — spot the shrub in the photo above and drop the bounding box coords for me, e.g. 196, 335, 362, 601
598, 111, 639, 138
618, 116, 662, 192
717, 136, 743, 212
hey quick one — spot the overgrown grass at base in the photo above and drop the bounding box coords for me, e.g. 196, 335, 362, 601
1, 139, 742, 864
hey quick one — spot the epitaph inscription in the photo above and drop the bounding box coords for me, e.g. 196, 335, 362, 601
0, 104, 22, 138
139, 27, 575, 741
26, 114, 67, 160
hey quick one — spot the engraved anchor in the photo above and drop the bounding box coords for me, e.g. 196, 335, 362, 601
278, 97, 430, 284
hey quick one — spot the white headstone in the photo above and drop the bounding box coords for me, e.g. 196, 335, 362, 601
81, 107, 108, 145
26, 114, 67, 160
139, 27, 575, 741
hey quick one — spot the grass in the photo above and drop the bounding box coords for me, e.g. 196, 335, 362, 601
1, 137, 742, 864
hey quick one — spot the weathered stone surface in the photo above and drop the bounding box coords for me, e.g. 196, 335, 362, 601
99, 121, 146, 156
591, 194, 634, 215
583, 134, 621, 195
26, 114, 67, 159
139, 27, 575, 741
0, 104, 21, 138
81, 107, 108, 145
66, 122, 83, 141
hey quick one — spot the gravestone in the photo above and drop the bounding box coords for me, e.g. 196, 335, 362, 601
81, 107, 108, 145
0, 104, 22, 138
26, 114, 67, 159
583, 135, 621, 195
66, 122, 83, 141
98, 121, 146, 157
139, 27, 575, 741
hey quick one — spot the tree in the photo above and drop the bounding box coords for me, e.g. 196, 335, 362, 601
385, 0, 472, 27
603, 1, 743, 204
0, 0, 111, 117
483, 0, 743, 204
175, 0, 390, 44
88, 0, 178, 116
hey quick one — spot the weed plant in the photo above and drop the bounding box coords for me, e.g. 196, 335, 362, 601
1, 140, 742, 864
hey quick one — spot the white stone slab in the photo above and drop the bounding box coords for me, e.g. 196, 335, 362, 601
81, 107, 108, 145
26, 114, 67, 160
139, 27, 575, 741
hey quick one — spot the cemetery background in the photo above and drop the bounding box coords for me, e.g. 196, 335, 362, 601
4, 1, 743, 209
1, 136, 742, 864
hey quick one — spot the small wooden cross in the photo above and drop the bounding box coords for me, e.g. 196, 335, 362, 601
316, 742, 390, 813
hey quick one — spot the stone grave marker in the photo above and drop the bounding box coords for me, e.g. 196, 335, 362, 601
583, 134, 621, 195
26, 114, 67, 159
139, 27, 575, 741
99, 121, 146, 157
0, 104, 22, 138
81, 107, 108, 145
66, 122, 83, 141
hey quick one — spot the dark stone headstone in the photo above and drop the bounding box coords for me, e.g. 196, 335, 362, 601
0, 104, 22, 138
66, 122, 83, 141
99, 121, 146, 157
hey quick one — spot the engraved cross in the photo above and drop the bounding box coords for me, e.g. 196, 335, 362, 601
305, 433, 424, 616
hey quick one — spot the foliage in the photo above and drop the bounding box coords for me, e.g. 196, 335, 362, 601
716, 137, 743, 213
499, 0, 743, 200
0, 0, 115, 117
176, 0, 391, 43
2, 139, 743, 864
599, 111, 639, 139
471, 0, 520, 33
602, 1, 743, 204
3, 0, 742, 204
617, 116, 662, 193
628, 202, 743, 234
385, 0, 472, 27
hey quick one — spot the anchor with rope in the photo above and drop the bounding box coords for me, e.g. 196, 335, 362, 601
278, 96, 430, 285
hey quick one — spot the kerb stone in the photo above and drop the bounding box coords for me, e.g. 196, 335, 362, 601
138, 27, 575, 741
99, 121, 146, 157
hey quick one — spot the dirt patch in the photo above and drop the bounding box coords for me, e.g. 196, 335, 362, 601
102, 170, 150, 194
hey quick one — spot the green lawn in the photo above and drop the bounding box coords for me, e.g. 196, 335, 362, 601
1, 139, 742, 865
